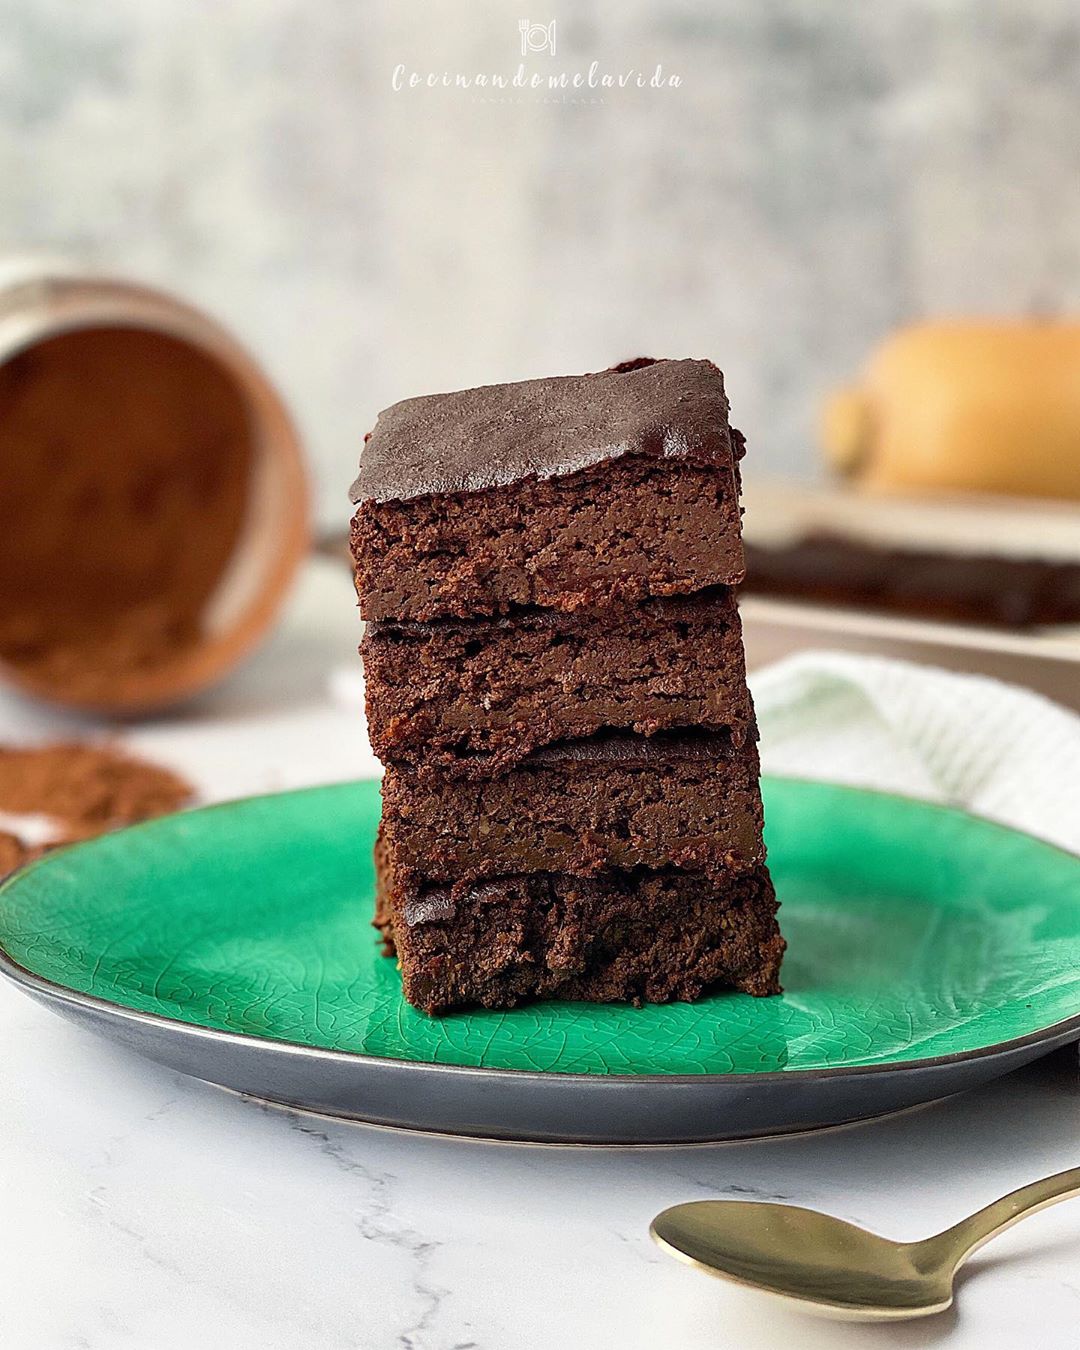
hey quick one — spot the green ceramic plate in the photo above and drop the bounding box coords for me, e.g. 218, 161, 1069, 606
1, 777, 1078, 1143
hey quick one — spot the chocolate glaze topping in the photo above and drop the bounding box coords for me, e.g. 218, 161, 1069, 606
350, 357, 735, 504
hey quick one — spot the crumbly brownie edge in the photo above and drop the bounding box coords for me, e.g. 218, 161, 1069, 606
378, 858, 783, 1015
373, 824, 395, 955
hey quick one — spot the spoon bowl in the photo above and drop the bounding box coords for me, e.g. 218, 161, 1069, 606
651, 1167, 1080, 1322
651, 1201, 954, 1320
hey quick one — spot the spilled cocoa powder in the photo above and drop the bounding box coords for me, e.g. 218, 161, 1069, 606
0, 325, 254, 707
0, 742, 193, 878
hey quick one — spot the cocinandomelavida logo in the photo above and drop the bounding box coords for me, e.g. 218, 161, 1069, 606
390, 16, 682, 101
519, 18, 556, 57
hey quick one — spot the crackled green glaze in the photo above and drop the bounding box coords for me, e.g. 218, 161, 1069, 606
1, 778, 1078, 1076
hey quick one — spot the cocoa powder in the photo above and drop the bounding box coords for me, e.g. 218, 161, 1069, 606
0, 742, 193, 878
0, 325, 254, 706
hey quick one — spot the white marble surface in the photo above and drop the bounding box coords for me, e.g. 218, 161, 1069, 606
2, 562, 1079, 1349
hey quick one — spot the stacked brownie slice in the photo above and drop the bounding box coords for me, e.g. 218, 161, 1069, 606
350, 357, 784, 1014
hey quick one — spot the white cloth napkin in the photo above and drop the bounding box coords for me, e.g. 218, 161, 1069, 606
750, 651, 1080, 854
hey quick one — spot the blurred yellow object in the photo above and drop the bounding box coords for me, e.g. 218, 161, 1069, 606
823, 322, 1080, 501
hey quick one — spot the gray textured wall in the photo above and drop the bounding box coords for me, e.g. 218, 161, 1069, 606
2, 1, 1079, 524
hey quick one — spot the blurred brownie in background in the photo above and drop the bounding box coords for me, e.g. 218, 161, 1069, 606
743, 533, 1080, 629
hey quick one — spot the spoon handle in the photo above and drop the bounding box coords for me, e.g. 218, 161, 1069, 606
931, 1166, 1080, 1267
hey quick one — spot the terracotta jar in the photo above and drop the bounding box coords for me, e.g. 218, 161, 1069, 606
0, 257, 309, 714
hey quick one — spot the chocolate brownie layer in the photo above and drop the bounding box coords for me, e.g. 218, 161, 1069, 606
352, 455, 744, 623
350, 360, 744, 623
362, 588, 754, 775
376, 854, 783, 1014
380, 730, 765, 887
744, 533, 1080, 629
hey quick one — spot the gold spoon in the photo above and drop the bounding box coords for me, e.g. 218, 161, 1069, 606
650, 1167, 1080, 1322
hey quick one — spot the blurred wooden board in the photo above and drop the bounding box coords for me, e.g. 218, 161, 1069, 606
741, 479, 1080, 712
